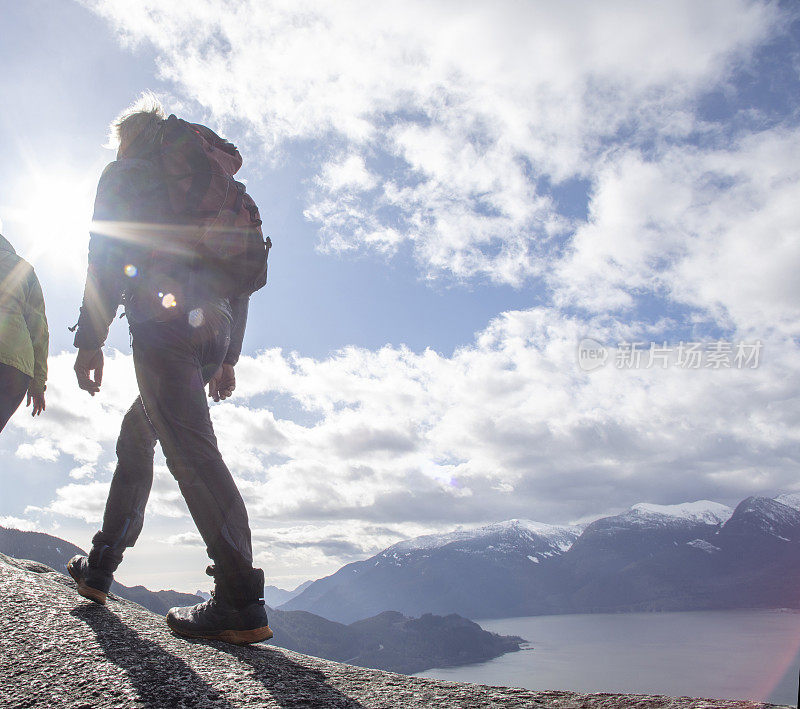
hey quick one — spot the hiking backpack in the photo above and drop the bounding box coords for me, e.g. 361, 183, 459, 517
156, 114, 270, 297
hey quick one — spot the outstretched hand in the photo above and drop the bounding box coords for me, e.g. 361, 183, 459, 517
74, 348, 104, 395
208, 363, 236, 402
26, 388, 45, 416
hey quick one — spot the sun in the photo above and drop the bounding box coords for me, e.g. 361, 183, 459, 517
2, 165, 99, 278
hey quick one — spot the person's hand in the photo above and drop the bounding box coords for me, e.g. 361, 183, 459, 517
208, 363, 236, 402
26, 387, 45, 416
74, 348, 104, 395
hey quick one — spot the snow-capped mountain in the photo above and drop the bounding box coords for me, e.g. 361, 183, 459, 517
283, 494, 800, 623
384, 519, 581, 560
626, 500, 733, 527
718, 496, 800, 542
565, 495, 800, 614
281, 519, 582, 623
558, 499, 731, 591
774, 492, 800, 512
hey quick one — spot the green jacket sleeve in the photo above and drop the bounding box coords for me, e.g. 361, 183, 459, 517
22, 268, 49, 394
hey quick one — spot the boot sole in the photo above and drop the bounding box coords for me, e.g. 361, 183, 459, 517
166, 616, 273, 645
67, 559, 108, 605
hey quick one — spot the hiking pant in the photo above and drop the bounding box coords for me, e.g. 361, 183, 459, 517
0, 363, 30, 433
89, 304, 260, 601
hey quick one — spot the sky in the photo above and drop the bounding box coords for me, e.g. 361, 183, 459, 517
0, 0, 799, 593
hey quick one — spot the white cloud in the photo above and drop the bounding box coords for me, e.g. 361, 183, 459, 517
69, 465, 95, 480
86, 0, 781, 286
148, 466, 191, 519
9, 349, 139, 467
555, 129, 800, 332
0, 516, 38, 532
16, 439, 60, 462
46, 481, 110, 523
164, 531, 203, 547
671, 131, 800, 334
317, 155, 377, 192
33, 464, 190, 524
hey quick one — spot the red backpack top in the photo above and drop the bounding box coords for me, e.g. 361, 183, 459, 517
157, 114, 270, 297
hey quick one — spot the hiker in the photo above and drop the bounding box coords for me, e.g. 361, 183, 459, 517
67, 95, 272, 645
0, 230, 48, 432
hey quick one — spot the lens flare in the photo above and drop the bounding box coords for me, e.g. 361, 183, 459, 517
161, 293, 177, 309
188, 308, 204, 328
124, 264, 138, 277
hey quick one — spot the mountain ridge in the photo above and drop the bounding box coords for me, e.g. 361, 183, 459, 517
0, 525, 204, 614
283, 495, 800, 622
263, 579, 313, 607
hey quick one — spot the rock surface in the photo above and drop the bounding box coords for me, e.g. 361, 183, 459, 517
0, 553, 787, 709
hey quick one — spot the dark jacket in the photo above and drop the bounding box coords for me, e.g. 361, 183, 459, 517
73, 158, 248, 365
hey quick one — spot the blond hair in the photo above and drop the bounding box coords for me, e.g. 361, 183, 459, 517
109, 92, 166, 154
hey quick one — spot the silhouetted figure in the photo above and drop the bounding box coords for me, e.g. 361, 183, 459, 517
0, 232, 48, 431
68, 94, 271, 645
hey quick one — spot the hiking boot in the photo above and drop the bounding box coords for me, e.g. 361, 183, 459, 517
166, 596, 273, 645
67, 555, 113, 605
166, 565, 272, 645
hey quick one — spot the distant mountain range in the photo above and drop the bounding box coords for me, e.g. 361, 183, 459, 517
196, 580, 314, 606
281, 518, 583, 622
281, 495, 800, 623
0, 525, 521, 673
263, 579, 313, 607
0, 526, 201, 614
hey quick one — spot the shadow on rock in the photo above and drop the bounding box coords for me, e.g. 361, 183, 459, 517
71, 604, 237, 708
193, 639, 369, 709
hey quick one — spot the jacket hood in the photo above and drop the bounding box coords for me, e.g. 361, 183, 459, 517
0, 234, 16, 254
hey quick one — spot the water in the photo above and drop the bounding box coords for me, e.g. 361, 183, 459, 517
415, 610, 800, 706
